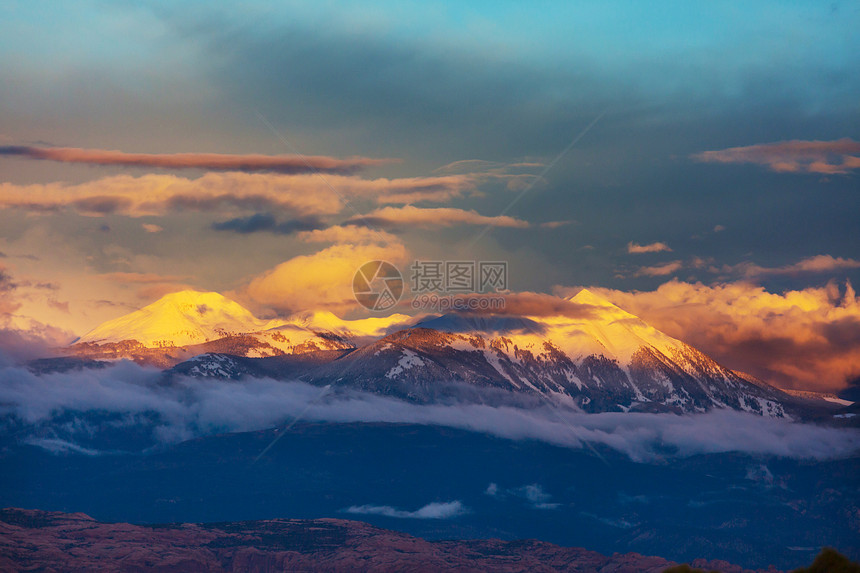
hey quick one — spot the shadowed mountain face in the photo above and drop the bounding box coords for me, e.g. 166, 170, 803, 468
0, 508, 778, 573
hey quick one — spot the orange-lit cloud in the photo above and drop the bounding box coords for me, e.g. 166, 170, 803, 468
0, 173, 343, 217
414, 291, 597, 320
368, 175, 481, 204
627, 241, 672, 254
0, 145, 394, 174
718, 255, 860, 278
623, 254, 859, 281
0, 265, 74, 362
297, 225, 399, 245
433, 159, 545, 192
556, 279, 860, 392
46, 299, 70, 313
141, 224, 163, 233
540, 221, 572, 229
693, 138, 860, 174
97, 272, 195, 301
98, 272, 189, 285
347, 206, 530, 229
634, 261, 683, 277
135, 283, 200, 301
0, 172, 485, 218
242, 242, 410, 315
433, 160, 508, 174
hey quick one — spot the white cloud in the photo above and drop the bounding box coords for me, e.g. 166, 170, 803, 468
1, 363, 858, 462
485, 483, 560, 509
344, 501, 467, 519
634, 261, 683, 277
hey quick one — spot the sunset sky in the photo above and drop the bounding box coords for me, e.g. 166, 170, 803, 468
0, 1, 858, 391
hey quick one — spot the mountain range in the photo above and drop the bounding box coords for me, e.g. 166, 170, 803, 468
8, 289, 858, 570
62, 289, 849, 419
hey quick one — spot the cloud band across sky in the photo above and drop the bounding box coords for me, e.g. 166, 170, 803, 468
346, 206, 530, 229
0, 173, 487, 217
0, 145, 395, 174
693, 139, 860, 174
2, 364, 858, 462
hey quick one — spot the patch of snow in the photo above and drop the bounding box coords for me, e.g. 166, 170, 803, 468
518, 375, 541, 393
482, 349, 519, 388
385, 349, 425, 379
626, 376, 648, 402
564, 369, 584, 390
374, 343, 393, 356
452, 338, 479, 351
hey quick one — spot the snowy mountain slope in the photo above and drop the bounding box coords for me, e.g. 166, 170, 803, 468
68, 288, 795, 416
299, 290, 792, 416
547, 289, 692, 364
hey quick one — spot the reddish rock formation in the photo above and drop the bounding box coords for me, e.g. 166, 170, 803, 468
0, 508, 776, 572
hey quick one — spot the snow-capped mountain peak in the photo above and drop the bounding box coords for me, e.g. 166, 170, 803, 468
70, 290, 360, 364
69, 288, 795, 418
295, 290, 791, 417
522, 288, 681, 364
77, 290, 280, 347
567, 287, 624, 308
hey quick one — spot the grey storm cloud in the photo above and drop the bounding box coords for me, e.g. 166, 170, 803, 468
211, 213, 326, 235
0, 330, 58, 367
1, 362, 858, 462
156, 8, 618, 162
